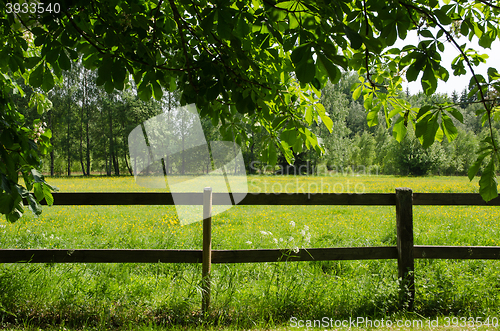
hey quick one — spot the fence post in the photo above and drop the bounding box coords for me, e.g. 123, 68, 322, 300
395, 187, 414, 310
202, 187, 212, 315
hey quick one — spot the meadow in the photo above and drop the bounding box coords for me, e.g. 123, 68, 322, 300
0, 174, 499, 330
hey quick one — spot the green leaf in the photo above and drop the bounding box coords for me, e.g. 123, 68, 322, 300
468, 153, 489, 181
25, 57, 42, 69
152, 81, 163, 101
479, 159, 498, 202
0, 193, 14, 215
45, 49, 60, 65
421, 66, 437, 96
138, 81, 152, 101
295, 58, 315, 84
104, 80, 114, 94
367, 109, 379, 127
291, 44, 311, 66
352, 84, 363, 100
422, 114, 439, 148
58, 50, 71, 71
441, 113, 458, 141
280, 129, 298, 146
27, 193, 42, 216
446, 108, 464, 123
317, 53, 341, 84
43, 183, 54, 206
433, 9, 452, 25
41, 67, 55, 92
6, 196, 23, 223
34, 182, 44, 201
392, 117, 407, 142
315, 103, 333, 132
268, 142, 277, 166
344, 25, 363, 49
29, 64, 44, 88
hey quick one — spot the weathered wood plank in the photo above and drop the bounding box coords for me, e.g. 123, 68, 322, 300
211, 247, 398, 263
415, 245, 500, 259
396, 187, 414, 310
202, 188, 212, 314
413, 193, 500, 206
3, 246, 500, 264
38, 192, 397, 206
236, 193, 396, 205
33, 192, 500, 206
0, 249, 203, 263
0, 247, 398, 264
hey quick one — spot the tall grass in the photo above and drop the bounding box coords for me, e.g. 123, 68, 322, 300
0, 175, 499, 329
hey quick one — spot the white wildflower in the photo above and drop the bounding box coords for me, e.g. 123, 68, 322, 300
273, 238, 278, 244
289, 221, 295, 228
245, 241, 252, 245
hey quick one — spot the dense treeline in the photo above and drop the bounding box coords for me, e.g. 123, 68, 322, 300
12, 63, 497, 177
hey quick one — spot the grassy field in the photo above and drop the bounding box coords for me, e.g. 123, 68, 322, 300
1, 175, 500, 329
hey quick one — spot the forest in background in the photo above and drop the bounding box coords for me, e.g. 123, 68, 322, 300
11, 60, 497, 178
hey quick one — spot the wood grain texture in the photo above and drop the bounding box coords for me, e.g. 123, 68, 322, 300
0, 247, 398, 264
396, 187, 414, 310
413, 193, 500, 206
202, 188, 212, 313
37, 192, 397, 206
415, 245, 500, 259
32, 192, 500, 206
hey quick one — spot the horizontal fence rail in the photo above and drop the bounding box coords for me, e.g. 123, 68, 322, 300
33, 192, 500, 206
10, 190, 500, 312
3, 246, 500, 264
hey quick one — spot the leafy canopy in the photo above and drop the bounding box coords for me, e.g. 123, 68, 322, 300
1, 0, 500, 222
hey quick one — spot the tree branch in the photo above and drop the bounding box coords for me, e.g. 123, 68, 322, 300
401, 1, 499, 155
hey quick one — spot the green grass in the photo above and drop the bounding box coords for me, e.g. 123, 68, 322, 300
1, 175, 499, 329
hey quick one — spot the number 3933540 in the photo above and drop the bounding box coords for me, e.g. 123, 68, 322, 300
5, 2, 61, 14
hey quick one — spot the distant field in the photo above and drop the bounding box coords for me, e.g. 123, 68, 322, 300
0, 175, 499, 329
41, 174, 481, 193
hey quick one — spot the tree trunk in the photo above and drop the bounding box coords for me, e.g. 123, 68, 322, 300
48, 108, 54, 176
86, 103, 91, 176
124, 151, 133, 176
79, 72, 87, 176
113, 153, 119, 175
108, 104, 118, 176
66, 87, 71, 177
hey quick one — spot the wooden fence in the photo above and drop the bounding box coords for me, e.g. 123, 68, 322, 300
6, 188, 500, 312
